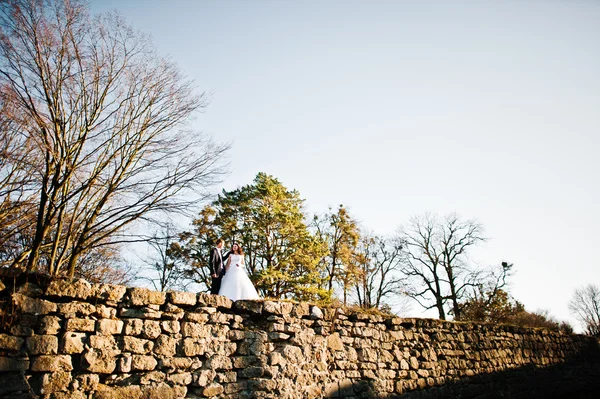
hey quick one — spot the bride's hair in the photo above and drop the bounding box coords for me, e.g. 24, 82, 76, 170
232, 243, 244, 255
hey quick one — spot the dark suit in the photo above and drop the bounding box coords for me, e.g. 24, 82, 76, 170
209, 247, 230, 294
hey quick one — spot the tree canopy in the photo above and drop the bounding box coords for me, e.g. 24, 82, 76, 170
0, 0, 228, 278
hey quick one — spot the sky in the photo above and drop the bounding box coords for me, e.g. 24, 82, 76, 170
91, 0, 599, 331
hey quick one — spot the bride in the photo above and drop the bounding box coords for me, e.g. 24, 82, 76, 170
218, 243, 260, 301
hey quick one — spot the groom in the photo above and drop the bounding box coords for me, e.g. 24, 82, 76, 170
209, 239, 228, 295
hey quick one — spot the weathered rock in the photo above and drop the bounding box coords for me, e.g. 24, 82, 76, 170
202, 383, 224, 397
197, 292, 233, 309
123, 336, 154, 354
94, 384, 143, 399
233, 300, 263, 315
65, 318, 96, 332
0, 356, 29, 371
30, 354, 73, 371
161, 320, 181, 334
182, 338, 206, 356
61, 332, 87, 354
142, 383, 186, 399
38, 315, 61, 334
128, 287, 166, 306
91, 284, 127, 302
74, 373, 100, 391
81, 348, 117, 373
12, 293, 57, 314
37, 370, 72, 394
26, 334, 58, 355
97, 318, 124, 335
124, 318, 144, 335
131, 354, 158, 371
169, 291, 197, 306
327, 333, 345, 351
59, 301, 96, 318
143, 320, 162, 339
154, 334, 177, 357
310, 305, 324, 320
0, 333, 24, 351
46, 278, 91, 299
89, 334, 118, 352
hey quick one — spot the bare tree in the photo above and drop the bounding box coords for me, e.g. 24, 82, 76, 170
0, 0, 229, 278
399, 213, 484, 320
138, 225, 190, 292
568, 284, 600, 336
353, 234, 405, 309
457, 262, 513, 322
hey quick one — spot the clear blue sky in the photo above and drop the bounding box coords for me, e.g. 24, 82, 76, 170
91, 0, 600, 330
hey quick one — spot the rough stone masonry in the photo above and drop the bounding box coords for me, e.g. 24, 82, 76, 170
0, 276, 598, 399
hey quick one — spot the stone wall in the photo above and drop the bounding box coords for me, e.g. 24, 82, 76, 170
0, 276, 598, 399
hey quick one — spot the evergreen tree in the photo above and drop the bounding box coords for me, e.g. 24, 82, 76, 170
313, 205, 361, 304
180, 173, 329, 301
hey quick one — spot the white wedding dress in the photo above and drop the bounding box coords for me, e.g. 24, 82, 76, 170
218, 254, 260, 301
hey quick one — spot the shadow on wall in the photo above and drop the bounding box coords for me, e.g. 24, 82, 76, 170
328, 354, 600, 399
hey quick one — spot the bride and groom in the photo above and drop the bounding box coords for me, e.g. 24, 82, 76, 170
209, 239, 260, 301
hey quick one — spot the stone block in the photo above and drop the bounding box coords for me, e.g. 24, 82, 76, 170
50, 391, 87, 399
0, 333, 24, 351
161, 320, 181, 334
184, 312, 209, 323
262, 301, 282, 315
118, 355, 132, 373
169, 291, 197, 306
129, 287, 166, 306
59, 301, 96, 318
0, 372, 30, 396
95, 304, 117, 319
81, 348, 117, 373
197, 292, 232, 309
123, 336, 154, 354
37, 371, 72, 394
94, 384, 143, 399
61, 332, 87, 354
26, 334, 58, 355
167, 372, 193, 386
91, 284, 127, 302
0, 356, 29, 371
124, 319, 144, 335
205, 355, 232, 370
65, 318, 95, 332
143, 320, 162, 339
89, 334, 118, 351
140, 370, 165, 384
202, 383, 224, 397
154, 335, 177, 357
181, 321, 211, 338
46, 278, 91, 300
131, 354, 157, 371
37, 315, 61, 334
233, 300, 263, 315
97, 319, 124, 335
292, 302, 310, 318
141, 383, 186, 399
12, 293, 57, 315
30, 354, 72, 372
10, 325, 33, 337
241, 366, 265, 378
160, 357, 200, 371
327, 333, 345, 351
182, 338, 206, 356
74, 373, 99, 391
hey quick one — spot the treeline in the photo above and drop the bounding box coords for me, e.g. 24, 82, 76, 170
139, 173, 581, 334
